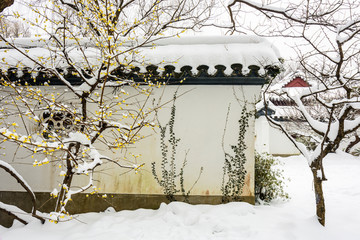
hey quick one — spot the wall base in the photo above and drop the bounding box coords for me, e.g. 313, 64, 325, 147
0, 191, 254, 228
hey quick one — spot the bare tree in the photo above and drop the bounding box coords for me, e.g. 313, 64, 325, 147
0, 18, 31, 37
227, 0, 360, 226
0, 0, 214, 223
0, 18, 12, 38
11, 20, 31, 37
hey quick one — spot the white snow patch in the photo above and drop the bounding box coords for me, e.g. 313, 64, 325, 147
1, 153, 359, 239
65, 132, 91, 145
0, 202, 37, 224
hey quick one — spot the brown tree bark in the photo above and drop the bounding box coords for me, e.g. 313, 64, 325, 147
311, 166, 326, 226
0, 0, 14, 13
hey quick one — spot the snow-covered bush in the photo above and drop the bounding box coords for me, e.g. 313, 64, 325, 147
255, 152, 289, 203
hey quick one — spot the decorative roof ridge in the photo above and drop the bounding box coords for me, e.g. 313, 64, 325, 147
2, 63, 280, 86
0, 36, 282, 78
280, 70, 310, 88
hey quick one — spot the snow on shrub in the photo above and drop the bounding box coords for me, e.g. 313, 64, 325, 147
255, 152, 289, 203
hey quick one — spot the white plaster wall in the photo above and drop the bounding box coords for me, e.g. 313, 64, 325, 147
95, 85, 260, 196
0, 141, 58, 191
255, 116, 270, 154
0, 84, 261, 197
255, 116, 300, 156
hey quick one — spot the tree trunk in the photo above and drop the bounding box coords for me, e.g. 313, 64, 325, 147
55, 164, 74, 212
311, 169, 326, 226
0, 0, 14, 13
55, 143, 80, 212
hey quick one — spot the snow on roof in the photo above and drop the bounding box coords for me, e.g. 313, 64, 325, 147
269, 70, 314, 91
266, 80, 349, 121
141, 36, 281, 75
0, 36, 281, 76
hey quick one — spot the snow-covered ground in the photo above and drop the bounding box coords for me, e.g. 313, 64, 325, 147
1, 152, 359, 240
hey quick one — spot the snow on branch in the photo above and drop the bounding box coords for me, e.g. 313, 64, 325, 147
0, 202, 31, 225
0, 160, 45, 224
0, 160, 35, 203
284, 88, 328, 136
336, 19, 360, 43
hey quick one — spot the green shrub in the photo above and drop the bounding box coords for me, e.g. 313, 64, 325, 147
255, 152, 289, 203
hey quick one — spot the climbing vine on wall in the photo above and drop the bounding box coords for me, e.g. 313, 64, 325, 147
151, 92, 203, 202
222, 105, 251, 203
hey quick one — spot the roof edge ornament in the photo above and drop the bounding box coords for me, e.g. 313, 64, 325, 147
1, 63, 280, 86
